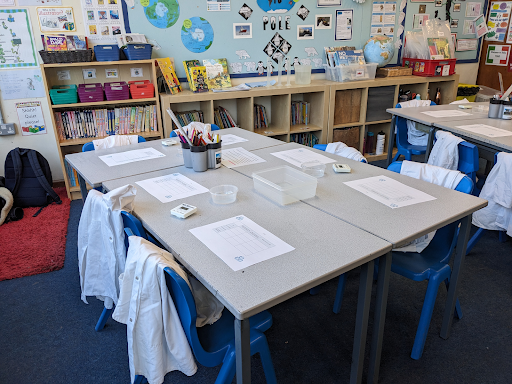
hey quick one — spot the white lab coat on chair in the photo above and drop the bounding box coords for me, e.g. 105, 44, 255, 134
93, 135, 139, 150
398, 99, 432, 146
325, 142, 367, 162
77, 184, 136, 309
427, 130, 464, 170
472, 152, 512, 236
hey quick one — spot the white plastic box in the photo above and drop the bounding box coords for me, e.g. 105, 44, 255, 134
324, 63, 378, 83
252, 166, 318, 205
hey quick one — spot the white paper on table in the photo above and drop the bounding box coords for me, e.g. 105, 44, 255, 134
221, 147, 266, 168
98, 148, 165, 167
421, 110, 472, 118
135, 172, 209, 203
220, 134, 249, 146
455, 124, 512, 138
270, 148, 336, 167
189, 215, 295, 271
344, 175, 437, 209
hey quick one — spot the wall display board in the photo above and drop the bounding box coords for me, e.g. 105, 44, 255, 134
0, 9, 38, 68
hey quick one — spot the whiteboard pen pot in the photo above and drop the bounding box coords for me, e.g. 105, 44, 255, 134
190, 145, 208, 172
207, 141, 222, 169
488, 98, 502, 119
501, 99, 512, 120
181, 142, 192, 168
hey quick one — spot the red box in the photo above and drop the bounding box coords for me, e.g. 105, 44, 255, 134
128, 80, 155, 99
402, 58, 456, 77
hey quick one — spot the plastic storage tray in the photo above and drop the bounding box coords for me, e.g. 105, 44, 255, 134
129, 80, 154, 99
93, 45, 120, 62
252, 166, 318, 205
104, 81, 130, 101
78, 83, 104, 102
402, 58, 456, 77
49, 85, 78, 105
324, 63, 377, 83
123, 44, 152, 60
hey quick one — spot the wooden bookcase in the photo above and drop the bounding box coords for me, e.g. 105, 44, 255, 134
41, 59, 163, 200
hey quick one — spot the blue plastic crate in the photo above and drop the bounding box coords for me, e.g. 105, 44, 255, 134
123, 44, 152, 60
94, 45, 120, 61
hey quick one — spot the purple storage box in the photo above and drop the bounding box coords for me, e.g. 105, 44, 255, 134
104, 81, 130, 101
78, 83, 104, 103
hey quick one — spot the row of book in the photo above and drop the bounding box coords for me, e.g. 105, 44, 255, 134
64, 160, 79, 188
254, 104, 269, 130
290, 133, 319, 148
183, 58, 232, 93
325, 46, 366, 68
291, 101, 310, 126
54, 105, 158, 141
174, 110, 204, 126
42, 34, 87, 51
214, 106, 237, 129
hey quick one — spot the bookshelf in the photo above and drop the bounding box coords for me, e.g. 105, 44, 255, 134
41, 59, 163, 200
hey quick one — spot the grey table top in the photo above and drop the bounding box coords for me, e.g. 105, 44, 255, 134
433, 118, 512, 152
230, 142, 488, 247
65, 128, 286, 188
103, 166, 391, 320
386, 102, 489, 126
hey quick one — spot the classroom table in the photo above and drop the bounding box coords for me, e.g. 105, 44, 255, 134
103, 166, 393, 384
230, 142, 487, 381
385, 102, 489, 165
65, 128, 284, 203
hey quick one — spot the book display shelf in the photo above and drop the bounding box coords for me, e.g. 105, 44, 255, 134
41, 59, 163, 200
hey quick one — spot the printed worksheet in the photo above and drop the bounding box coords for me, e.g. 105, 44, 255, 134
135, 173, 209, 203
421, 110, 472, 118
98, 148, 165, 167
344, 175, 436, 209
221, 147, 266, 168
455, 124, 512, 138
270, 148, 336, 167
189, 215, 295, 271
220, 134, 249, 146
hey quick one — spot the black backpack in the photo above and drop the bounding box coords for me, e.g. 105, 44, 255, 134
4, 148, 62, 209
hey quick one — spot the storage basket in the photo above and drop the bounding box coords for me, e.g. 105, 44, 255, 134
129, 80, 155, 99
93, 45, 120, 62
402, 58, 456, 77
123, 44, 152, 60
49, 85, 78, 105
376, 67, 413, 77
324, 63, 377, 82
104, 81, 129, 101
78, 83, 104, 102
39, 49, 93, 64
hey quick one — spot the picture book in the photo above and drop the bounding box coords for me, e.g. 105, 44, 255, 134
427, 37, 451, 59
45, 35, 67, 51
66, 35, 76, 50
182, 60, 201, 91
73, 35, 87, 50
156, 58, 182, 95
203, 58, 232, 89
189, 66, 209, 93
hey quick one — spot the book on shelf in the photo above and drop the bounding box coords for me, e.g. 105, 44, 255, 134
182, 60, 201, 91
427, 37, 451, 60
156, 58, 182, 95
324, 46, 356, 67
213, 106, 236, 129
189, 66, 209, 93
64, 161, 78, 187
254, 104, 268, 130
290, 133, 319, 147
115, 33, 147, 48
45, 35, 67, 51
43, 34, 87, 51
203, 58, 232, 89
174, 110, 204, 126
291, 101, 310, 126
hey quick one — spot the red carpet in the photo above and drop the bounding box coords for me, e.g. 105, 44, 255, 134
0, 188, 70, 281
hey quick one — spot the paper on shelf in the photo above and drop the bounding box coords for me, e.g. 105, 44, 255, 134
135, 172, 209, 203
270, 148, 336, 167
455, 124, 512, 137
421, 110, 472, 118
98, 148, 165, 167
220, 134, 249, 146
344, 175, 436, 209
221, 147, 266, 168
189, 215, 295, 271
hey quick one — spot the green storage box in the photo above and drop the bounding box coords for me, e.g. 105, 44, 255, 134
50, 85, 78, 105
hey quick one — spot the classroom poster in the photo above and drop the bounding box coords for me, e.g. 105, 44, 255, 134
80, 0, 126, 44
486, 44, 510, 66
506, 17, 512, 43
0, 0, 15, 5
0, 9, 38, 69
485, 1, 512, 42
0, 68, 45, 99
335, 10, 353, 40
37, 7, 76, 32
456, 38, 478, 51
370, 1, 397, 39
16, 101, 46, 136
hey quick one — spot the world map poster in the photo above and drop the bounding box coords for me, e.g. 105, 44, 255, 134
0, 9, 38, 69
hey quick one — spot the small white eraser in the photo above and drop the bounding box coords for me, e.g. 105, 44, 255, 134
171, 203, 197, 219
162, 139, 179, 146
333, 164, 351, 173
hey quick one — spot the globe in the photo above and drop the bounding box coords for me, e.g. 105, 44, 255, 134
181, 17, 214, 53
363, 35, 395, 67
144, 0, 179, 29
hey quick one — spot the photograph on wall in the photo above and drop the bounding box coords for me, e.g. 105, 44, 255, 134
419, 4, 426, 13
485, 1, 512, 41
453, 3, 461, 11
317, 0, 342, 6
451, 18, 459, 29
239, 3, 252, 20
486, 44, 510, 65
16, 101, 46, 136
0, 9, 38, 68
297, 5, 310, 20
436, 0, 443, 7
233, 23, 252, 38
207, 0, 230, 12
315, 14, 332, 29
335, 9, 353, 40
297, 25, 314, 40
37, 7, 75, 32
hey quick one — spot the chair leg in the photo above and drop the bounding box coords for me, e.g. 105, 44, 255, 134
404, 152, 412, 161
215, 350, 236, 384
466, 228, 485, 255
499, 231, 508, 243
333, 273, 347, 314
257, 336, 277, 384
95, 307, 114, 331
392, 152, 401, 162
309, 286, 320, 295
133, 375, 146, 384
410, 275, 442, 360
444, 278, 462, 320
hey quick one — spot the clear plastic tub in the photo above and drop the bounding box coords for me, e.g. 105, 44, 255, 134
252, 166, 318, 205
301, 161, 326, 178
295, 65, 312, 85
210, 185, 238, 204
323, 63, 378, 83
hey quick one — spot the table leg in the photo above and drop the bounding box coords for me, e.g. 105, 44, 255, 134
77, 172, 88, 204
386, 115, 396, 167
440, 214, 471, 339
235, 318, 251, 384
368, 251, 392, 384
350, 259, 375, 384
425, 127, 436, 162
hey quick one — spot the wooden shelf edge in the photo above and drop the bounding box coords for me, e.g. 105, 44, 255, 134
364, 148, 398, 162
290, 124, 323, 133
333, 122, 362, 129
365, 119, 392, 125
59, 131, 161, 146
42, 59, 153, 68
51, 97, 157, 109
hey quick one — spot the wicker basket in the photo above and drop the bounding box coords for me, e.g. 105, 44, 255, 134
376, 67, 413, 77
39, 49, 94, 64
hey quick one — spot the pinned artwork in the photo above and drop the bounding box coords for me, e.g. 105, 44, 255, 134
256, 60, 273, 76
300, 58, 312, 65
453, 3, 461, 11
304, 47, 319, 57
257, 0, 297, 13
311, 58, 323, 67
297, 5, 310, 20
239, 3, 253, 20
244, 61, 256, 72
230, 62, 243, 73
263, 15, 291, 30
207, 0, 230, 11
235, 49, 250, 59
37, 7, 76, 32
297, 25, 314, 40
181, 17, 214, 53
486, 44, 510, 65
263, 32, 292, 63
315, 14, 332, 29
233, 23, 252, 39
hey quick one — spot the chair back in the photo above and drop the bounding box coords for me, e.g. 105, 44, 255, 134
313, 144, 368, 163
82, 136, 146, 152
170, 124, 220, 138
121, 211, 148, 249
395, 101, 436, 147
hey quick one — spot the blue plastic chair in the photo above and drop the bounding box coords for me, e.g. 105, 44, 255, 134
313, 144, 368, 163
82, 135, 146, 152
457, 141, 479, 190
334, 161, 472, 360
163, 267, 277, 384
392, 101, 436, 162
170, 124, 220, 137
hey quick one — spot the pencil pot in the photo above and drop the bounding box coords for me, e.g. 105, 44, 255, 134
104, 82, 129, 101
190, 145, 208, 172
181, 142, 192, 168
207, 141, 222, 169
78, 83, 104, 102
